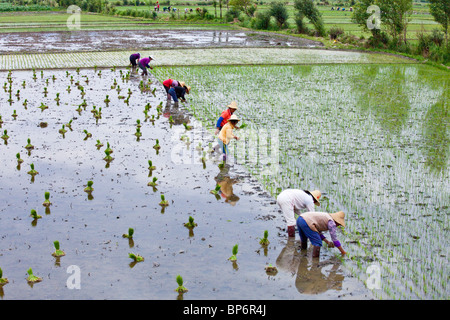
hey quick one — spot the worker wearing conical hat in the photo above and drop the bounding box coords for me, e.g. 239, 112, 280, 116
297, 211, 346, 258
215, 101, 238, 135
276, 189, 322, 237
218, 114, 240, 161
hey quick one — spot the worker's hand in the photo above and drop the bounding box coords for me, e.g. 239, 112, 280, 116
150, 66, 154, 70
325, 240, 334, 248
235, 136, 240, 140
215, 128, 219, 135
337, 246, 346, 255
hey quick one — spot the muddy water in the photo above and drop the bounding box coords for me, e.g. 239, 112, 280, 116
0, 30, 323, 54
0, 68, 371, 299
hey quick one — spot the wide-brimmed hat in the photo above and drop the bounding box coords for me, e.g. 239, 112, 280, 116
329, 211, 345, 227
228, 101, 238, 110
179, 82, 190, 94
308, 190, 321, 206
229, 114, 240, 122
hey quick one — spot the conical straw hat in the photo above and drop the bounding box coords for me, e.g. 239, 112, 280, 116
329, 211, 345, 227
307, 190, 321, 206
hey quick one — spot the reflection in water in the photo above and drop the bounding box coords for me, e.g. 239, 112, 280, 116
276, 238, 344, 295
422, 87, 449, 174
214, 166, 240, 206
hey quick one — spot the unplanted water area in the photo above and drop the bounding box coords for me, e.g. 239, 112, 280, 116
0, 30, 322, 54
0, 68, 372, 299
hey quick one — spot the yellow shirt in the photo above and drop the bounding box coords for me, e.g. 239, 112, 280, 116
219, 122, 236, 145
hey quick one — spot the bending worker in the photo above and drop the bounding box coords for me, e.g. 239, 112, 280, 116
297, 211, 347, 258
138, 56, 154, 76
129, 53, 140, 67
276, 189, 321, 237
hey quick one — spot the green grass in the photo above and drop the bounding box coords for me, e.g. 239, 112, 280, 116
0, 1, 440, 41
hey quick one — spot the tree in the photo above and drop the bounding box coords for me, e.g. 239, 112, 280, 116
229, 0, 256, 17
429, 0, 450, 45
269, 1, 289, 29
376, 0, 413, 45
294, 0, 326, 36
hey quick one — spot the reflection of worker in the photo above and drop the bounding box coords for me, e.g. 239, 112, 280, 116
295, 254, 344, 294
276, 189, 321, 237
218, 114, 240, 161
138, 56, 154, 76
215, 170, 240, 206
275, 237, 301, 275
215, 101, 238, 135
275, 238, 345, 295
297, 211, 346, 258
129, 53, 140, 67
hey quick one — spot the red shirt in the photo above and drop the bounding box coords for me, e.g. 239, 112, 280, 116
219, 109, 232, 128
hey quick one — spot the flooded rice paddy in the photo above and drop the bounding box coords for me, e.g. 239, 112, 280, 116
0, 67, 374, 299
153, 64, 449, 299
0, 29, 323, 54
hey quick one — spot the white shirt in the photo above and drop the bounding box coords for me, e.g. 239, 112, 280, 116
277, 189, 316, 227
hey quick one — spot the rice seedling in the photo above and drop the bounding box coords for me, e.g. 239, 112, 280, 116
84, 180, 94, 193
148, 160, 156, 171
128, 253, 144, 262
122, 228, 134, 239
30, 209, 41, 220
259, 230, 270, 246
42, 191, 52, 207
134, 127, 142, 138
1, 130, 8, 141
38, 102, 48, 111
136, 119, 141, 128
264, 264, 278, 275
105, 142, 113, 154
26, 268, 42, 283
51, 241, 65, 257
11, 110, 17, 118
0, 268, 8, 286
27, 163, 38, 176
229, 244, 239, 261
183, 123, 192, 130
147, 177, 158, 187
83, 130, 92, 139
16, 153, 23, 164
22, 99, 27, 107
95, 139, 103, 148
184, 216, 197, 229
159, 194, 169, 206
59, 125, 67, 135
175, 275, 188, 293
0, 115, 3, 125
104, 95, 110, 103
153, 139, 161, 150
65, 119, 73, 130
25, 138, 34, 150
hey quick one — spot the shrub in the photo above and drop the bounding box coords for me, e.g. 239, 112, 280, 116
253, 10, 271, 30
328, 26, 344, 40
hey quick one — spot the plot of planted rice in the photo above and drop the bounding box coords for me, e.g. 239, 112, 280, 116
153, 64, 449, 299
